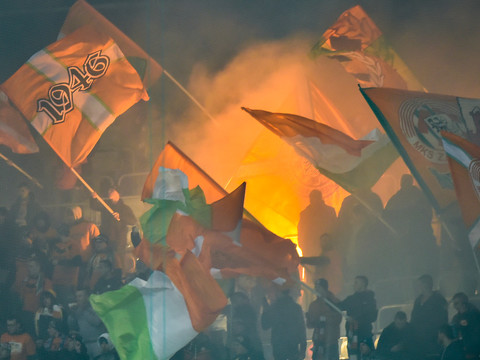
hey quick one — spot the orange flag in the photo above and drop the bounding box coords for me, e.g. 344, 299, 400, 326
442, 131, 480, 247
2, 25, 148, 167
60, 0, 163, 88
142, 141, 227, 203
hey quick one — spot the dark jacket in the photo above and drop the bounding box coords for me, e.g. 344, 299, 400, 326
451, 303, 480, 358
376, 322, 415, 360
340, 290, 377, 340
261, 293, 306, 360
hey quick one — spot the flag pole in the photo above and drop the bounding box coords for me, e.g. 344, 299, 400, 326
293, 277, 345, 317
350, 192, 400, 237
162, 70, 219, 125
0, 151, 43, 189
68, 166, 119, 222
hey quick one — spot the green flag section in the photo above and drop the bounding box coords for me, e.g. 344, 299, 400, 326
242, 107, 398, 193
441, 132, 480, 248
359, 86, 480, 212
91, 252, 227, 360
310, 5, 423, 91
140, 166, 245, 245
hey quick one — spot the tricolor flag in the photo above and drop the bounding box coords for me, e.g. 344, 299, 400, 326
310, 5, 423, 90
60, 0, 163, 88
0, 90, 38, 154
140, 166, 245, 245
142, 142, 227, 203
242, 107, 398, 192
441, 132, 480, 248
360, 87, 480, 211
138, 167, 299, 282
90, 251, 227, 360
1, 25, 149, 168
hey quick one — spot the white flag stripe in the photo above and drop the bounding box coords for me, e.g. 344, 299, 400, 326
442, 138, 472, 169
129, 271, 198, 360
29, 42, 124, 133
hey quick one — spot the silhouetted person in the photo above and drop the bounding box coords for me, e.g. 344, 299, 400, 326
438, 324, 465, 360
306, 278, 342, 360
261, 289, 306, 360
384, 174, 437, 276
376, 311, 415, 360
298, 190, 337, 258
340, 276, 377, 357
450, 292, 480, 359
410, 274, 448, 360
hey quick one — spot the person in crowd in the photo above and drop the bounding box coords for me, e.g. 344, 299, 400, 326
14, 257, 52, 337
0, 316, 36, 360
410, 274, 448, 359
34, 291, 63, 342
336, 188, 383, 281
340, 276, 378, 356
90, 187, 137, 253
298, 190, 337, 259
359, 339, 376, 360
450, 292, 480, 359
438, 324, 465, 360
230, 335, 262, 360
59, 334, 89, 360
62, 206, 100, 263
261, 288, 306, 360
37, 319, 65, 360
306, 278, 342, 360
93, 333, 119, 360
226, 292, 264, 360
91, 259, 123, 295
67, 287, 106, 358
384, 174, 437, 277
86, 235, 119, 289
9, 183, 43, 234
376, 311, 415, 360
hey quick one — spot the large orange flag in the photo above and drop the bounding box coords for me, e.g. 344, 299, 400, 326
60, 0, 163, 88
360, 87, 480, 211
2, 25, 149, 167
442, 132, 480, 247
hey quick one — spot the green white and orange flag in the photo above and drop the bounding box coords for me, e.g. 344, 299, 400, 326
242, 107, 398, 192
310, 5, 423, 91
0, 90, 38, 154
441, 132, 480, 248
1, 25, 149, 168
60, 0, 163, 88
360, 86, 480, 212
90, 251, 227, 360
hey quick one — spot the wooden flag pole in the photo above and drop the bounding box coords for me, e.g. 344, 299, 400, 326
0, 151, 43, 189
68, 166, 119, 222
294, 277, 345, 317
163, 70, 219, 126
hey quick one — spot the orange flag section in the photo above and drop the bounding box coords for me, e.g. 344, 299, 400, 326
2, 25, 148, 167
60, 0, 163, 88
0, 90, 38, 154
142, 142, 227, 203
442, 132, 480, 228
134, 241, 227, 332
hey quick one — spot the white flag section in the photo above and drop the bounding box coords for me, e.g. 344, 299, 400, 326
90, 271, 198, 360
152, 166, 189, 203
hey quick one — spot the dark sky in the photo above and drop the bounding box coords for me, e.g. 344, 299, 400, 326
2, 0, 480, 205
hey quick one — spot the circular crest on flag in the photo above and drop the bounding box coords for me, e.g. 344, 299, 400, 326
399, 98, 466, 164
468, 159, 480, 201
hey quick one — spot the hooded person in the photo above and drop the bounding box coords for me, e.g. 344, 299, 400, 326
94, 333, 119, 360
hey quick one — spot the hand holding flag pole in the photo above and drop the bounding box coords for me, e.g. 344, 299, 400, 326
68, 166, 119, 222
